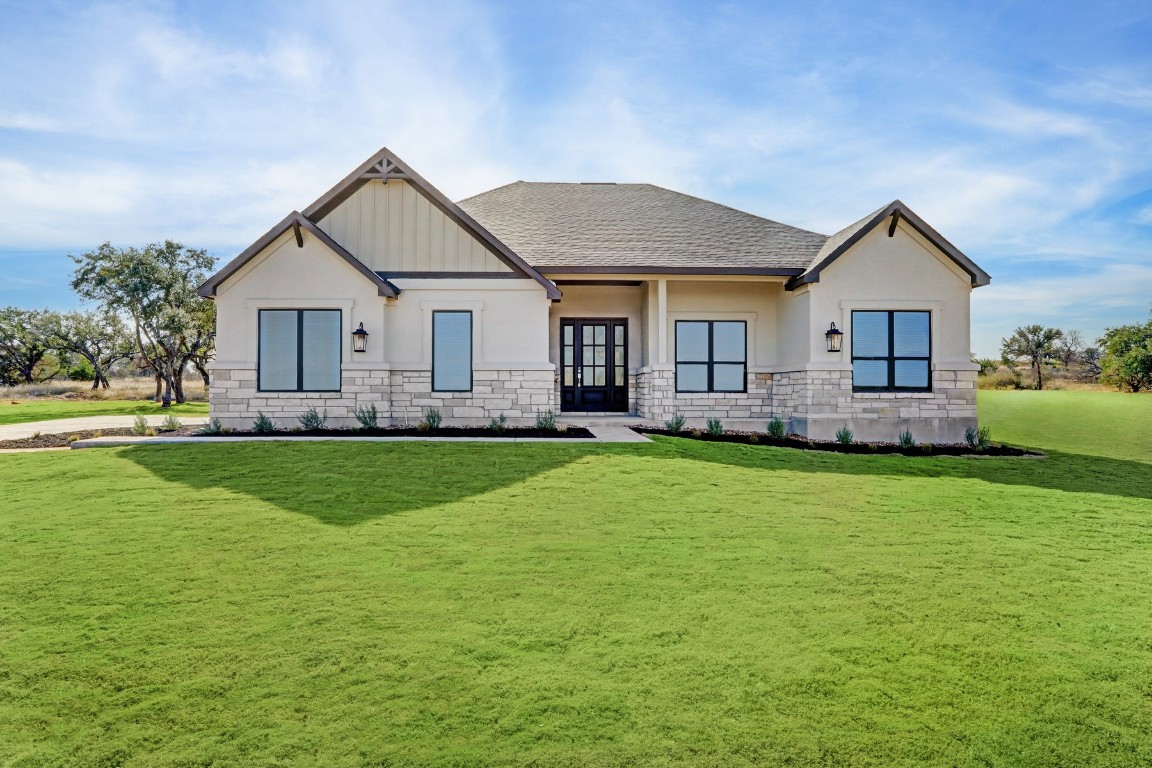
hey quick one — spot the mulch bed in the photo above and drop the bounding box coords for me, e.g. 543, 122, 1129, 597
0, 427, 196, 450
197, 426, 596, 439
0, 425, 594, 450
634, 428, 1041, 457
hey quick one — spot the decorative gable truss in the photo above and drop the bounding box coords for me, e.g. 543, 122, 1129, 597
198, 147, 562, 301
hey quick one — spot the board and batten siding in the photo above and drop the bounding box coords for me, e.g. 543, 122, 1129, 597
317, 179, 512, 274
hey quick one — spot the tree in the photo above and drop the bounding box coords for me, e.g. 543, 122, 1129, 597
70, 241, 216, 407
49, 309, 136, 390
1098, 314, 1152, 392
1001, 325, 1063, 390
0, 307, 60, 384
1053, 329, 1084, 369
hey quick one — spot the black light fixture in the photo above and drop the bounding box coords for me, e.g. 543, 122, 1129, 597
352, 322, 369, 353
825, 322, 843, 353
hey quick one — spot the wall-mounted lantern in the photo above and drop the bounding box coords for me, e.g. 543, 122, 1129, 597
352, 322, 369, 353
825, 322, 843, 353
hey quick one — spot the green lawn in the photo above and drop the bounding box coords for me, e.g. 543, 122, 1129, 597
0, 399, 208, 426
979, 388, 1152, 461
1, 394, 1151, 766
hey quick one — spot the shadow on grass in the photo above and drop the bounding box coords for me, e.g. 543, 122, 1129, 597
122, 437, 1152, 528
122, 441, 595, 526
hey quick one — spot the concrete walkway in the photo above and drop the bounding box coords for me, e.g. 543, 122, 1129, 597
0, 415, 208, 441
67, 423, 650, 449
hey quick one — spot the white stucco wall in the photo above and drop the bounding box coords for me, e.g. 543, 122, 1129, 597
666, 281, 780, 369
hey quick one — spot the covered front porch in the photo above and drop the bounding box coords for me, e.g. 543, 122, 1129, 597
546, 276, 791, 424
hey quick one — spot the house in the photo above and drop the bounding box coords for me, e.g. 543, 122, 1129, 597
198, 147, 989, 442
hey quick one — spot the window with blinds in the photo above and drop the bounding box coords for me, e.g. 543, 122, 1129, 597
258, 310, 341, 392
675, 320, 747, 393
851, 310, 931, 392
432, 311, 472, 392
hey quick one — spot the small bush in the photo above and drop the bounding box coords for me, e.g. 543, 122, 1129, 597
897, 430, 915, 449
354, 404, 379, 430
535, 409, 557, 431
423, 408, 442, 430
252, 412, 275, 433
705, 418, 724, 436
747, 434, 760, 444
66, 433, 81, 444
835, 425, 854, 445
664, 413, 686, 433
31, 430, 41, 439
766, 417, 786, 439
488, 413, 508, 431
199, 417, 223, 435
965, 425, 992, 452
131, 415, 151, 436
159, 414, 182, 432
298, 407, 327, 431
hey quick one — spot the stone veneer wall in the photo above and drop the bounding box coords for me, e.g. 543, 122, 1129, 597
636, 367, 774, 424
773, 368, 977, 443
209, 368, 556, 429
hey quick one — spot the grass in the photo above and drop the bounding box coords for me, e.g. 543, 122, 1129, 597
979, 389, 1151, 461
0, 399, 208, 426
0, 393, 1150, 765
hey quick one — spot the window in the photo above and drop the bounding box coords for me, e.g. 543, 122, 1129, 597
433, 311, 472, 391
851, 310, 931, 391
675, 320, 746, 393
258, 309, 341, 392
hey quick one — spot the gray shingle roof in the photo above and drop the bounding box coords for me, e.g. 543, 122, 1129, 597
458, 182, 829, 273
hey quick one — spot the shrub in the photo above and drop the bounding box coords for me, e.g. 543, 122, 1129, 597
354, 404, 379, 430
705, 418, 724, 436
964, 425, 992, 452
199, 417, 223, 435
978, 368, 1024, 390
131, 415, 151, 436
488, 413, 508, 431
66, 433, 81, 444
766, 417, 786, 439
423, 407, 442, 430
252, 412, 275, 433
31, 430, 41, 439
534, 410, 557, 431
664, 413, 686, 433
159, 414, 182, 432
835, 425, 854, 445
298, 407, 327, 431
897, 429, 915, 449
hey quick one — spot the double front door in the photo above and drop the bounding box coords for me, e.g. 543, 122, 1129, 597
560, 319, 628, 412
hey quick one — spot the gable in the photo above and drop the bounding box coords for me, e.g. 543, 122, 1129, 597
317, 179, 512, 274
198, 212, 398, 299
787, 200, 990, 290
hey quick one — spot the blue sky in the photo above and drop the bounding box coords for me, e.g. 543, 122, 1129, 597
1, 0, 1150, 356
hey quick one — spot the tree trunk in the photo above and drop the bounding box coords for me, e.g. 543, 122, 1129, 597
173, 369, 186, 404
154, 373, 163, 402
161, 366, 174, 408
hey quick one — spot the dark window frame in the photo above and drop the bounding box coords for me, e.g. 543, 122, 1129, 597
257, 308, 343, 393
432, 310, 474, 393
674, 320, 748, 393
851, 310, 932, 393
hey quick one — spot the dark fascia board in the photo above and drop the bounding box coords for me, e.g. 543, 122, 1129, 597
379, 271, 528, 279
197, 211, 400, 299
301, 146, 562, 300
785, 200, 992, 291
538, 265, 806, 276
